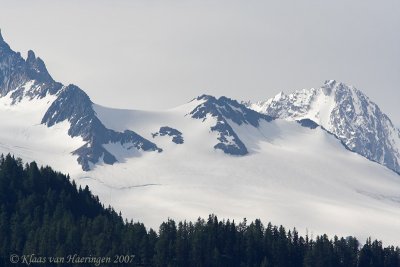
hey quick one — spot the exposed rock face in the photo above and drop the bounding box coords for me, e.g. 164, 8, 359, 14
153, 127, 184, 144
0, 31, 161, 171
42, 85, 161, 171
0, 31, 62, 101
190, 95, 273, 155
249, 80, 400, 174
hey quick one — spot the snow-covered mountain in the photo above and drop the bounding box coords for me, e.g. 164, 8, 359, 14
1, 31, 400, 245
248, 80, 400, 175
0, 30, 161, 171
41, 84, 162, 171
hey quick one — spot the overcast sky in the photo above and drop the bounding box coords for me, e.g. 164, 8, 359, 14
0, 0, 399, 126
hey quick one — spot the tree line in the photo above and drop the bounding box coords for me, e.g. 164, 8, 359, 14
0, 154, 399, 266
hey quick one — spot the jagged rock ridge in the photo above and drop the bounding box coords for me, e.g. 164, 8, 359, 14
0, 30, 62, 102
248, 80, 400, 174
190, 95, 273, 155
0, 31, 161, 171
41, 85, 161, 171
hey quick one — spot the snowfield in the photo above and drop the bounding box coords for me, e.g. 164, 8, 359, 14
0, 88, 84, 173
2, 92, 399, 245
90, 103, 400, 246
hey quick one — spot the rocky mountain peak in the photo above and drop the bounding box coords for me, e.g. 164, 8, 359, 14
0, 35, 61, 100
26, 50, 36, 62
189, 94, 274, 156
26, 50, 54, 84
248, 81, 400, 174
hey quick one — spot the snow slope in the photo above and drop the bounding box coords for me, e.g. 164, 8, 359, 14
0, 86, 84, 175
86, 101, 400, 246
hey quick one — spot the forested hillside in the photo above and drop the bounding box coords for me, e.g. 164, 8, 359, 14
0, 154, 399, 267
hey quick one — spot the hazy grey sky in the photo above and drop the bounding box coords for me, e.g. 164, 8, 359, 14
0, 0, 399, 125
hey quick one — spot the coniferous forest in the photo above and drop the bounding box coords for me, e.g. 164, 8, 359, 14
0, 154, 399, 267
